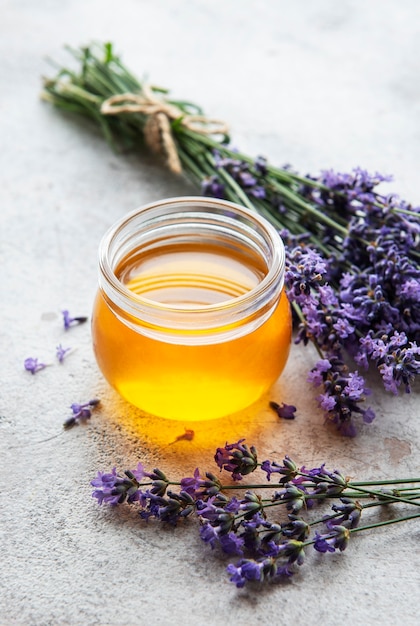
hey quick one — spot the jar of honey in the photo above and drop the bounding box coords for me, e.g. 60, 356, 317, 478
92, 197, 291, 420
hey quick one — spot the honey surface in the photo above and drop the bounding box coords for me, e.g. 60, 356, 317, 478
117, 242, 267, 306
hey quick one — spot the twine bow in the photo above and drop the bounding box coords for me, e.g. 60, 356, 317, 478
100, 85, 229, 174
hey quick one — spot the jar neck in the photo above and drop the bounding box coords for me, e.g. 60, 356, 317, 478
98, 197, 285, 344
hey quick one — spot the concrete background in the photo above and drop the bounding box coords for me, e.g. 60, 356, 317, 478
1, 1, 419, 624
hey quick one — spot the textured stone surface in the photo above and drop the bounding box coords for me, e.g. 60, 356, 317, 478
1, 1, 419, 624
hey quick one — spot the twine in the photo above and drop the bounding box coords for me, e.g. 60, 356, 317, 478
100, 85, 229, 174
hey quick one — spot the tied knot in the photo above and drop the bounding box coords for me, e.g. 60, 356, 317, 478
100, 85, 228, 174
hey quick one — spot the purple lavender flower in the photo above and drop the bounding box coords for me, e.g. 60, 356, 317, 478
180, 469, 222, 498
258, 521, 284, 547
62, 309, 88, 330
237, 491, 265, 519
137, 491, 160, 521
297, 464, 347, 497
273, 485, 306, 513
91, 466, 141, 505
195, 497, 224, 521
400, 278, 420, 300
143, 468, 169, 496
56, 344, 71, 363
226, 560, 263, 587
250, 186, 266, 199
291, 167, 420, 404
308, 355, 374, 435
285, 246, 327, 299
280, 515, 311, 541
260, 455, 298, 483
357, 331, 420, 394
329, 498, 362, 528
88, 434, 418, 587
219, 531, 245, 556
196, 497, 236, 534
313, 525, 350, 553
148, 490, 196, 525
313, 532, 336, 553
214, 439, 258, 480
24, 357, 47, 375
201, 153, 420, 425
238, 171, 257, 187
343, 372, 371, 401
307, 359, 332, 385
269, 401, 296, 420
136, 487, 198, 525
91, 468, 121, 505
318, 393, 337, 412
213, 152, 269, 202
362, 407, 376, 424
201, 175, 225, 199
64, 398, 100, 429
276, 539, 306, 565
333, 318, 355, 339
226, 557, 277, 587
238, 512, 265, 552
254, 156, 268, 176
180, 467, 201, 496
199, 521, 219, 548
128, 463, 146, 482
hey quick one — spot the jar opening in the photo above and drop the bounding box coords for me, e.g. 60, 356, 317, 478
98, 197, 285, 340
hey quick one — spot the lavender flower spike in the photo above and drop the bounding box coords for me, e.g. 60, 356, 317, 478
214, 439, 258, 480
226, 557, 278, 587
314, 525, 351, 553
91, 466, 142, 506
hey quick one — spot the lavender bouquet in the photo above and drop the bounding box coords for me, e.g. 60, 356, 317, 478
42, 42, 420, 434
91, 439, 420, 587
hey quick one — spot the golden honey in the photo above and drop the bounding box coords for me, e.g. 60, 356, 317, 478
92, 197, 291, 420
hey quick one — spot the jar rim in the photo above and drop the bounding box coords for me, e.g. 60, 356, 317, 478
98, 196, 285, 330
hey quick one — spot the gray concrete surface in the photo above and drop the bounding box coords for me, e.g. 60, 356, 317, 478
1, 1, 419, 624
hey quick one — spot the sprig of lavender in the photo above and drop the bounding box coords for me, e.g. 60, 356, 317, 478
42, 42, 420, 434
91, 439, 420, 587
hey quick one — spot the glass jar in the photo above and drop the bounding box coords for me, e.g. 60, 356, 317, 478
92, 197, 291, 421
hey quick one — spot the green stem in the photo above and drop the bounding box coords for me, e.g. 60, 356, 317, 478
219, 483, 420, 502
346, 483, 420, 507
55, 81, 103, 104
178, 147, 205, 181
296, 470, 420, 508
349, 478, 420, 487
349, 512, 420, 534
300, 512, 420, 549
217, 168, 258, 212
266, 178, 349, 235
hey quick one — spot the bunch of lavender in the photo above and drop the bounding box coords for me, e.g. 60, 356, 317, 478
91, 439, 420, 588
42, 42, 420, 433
